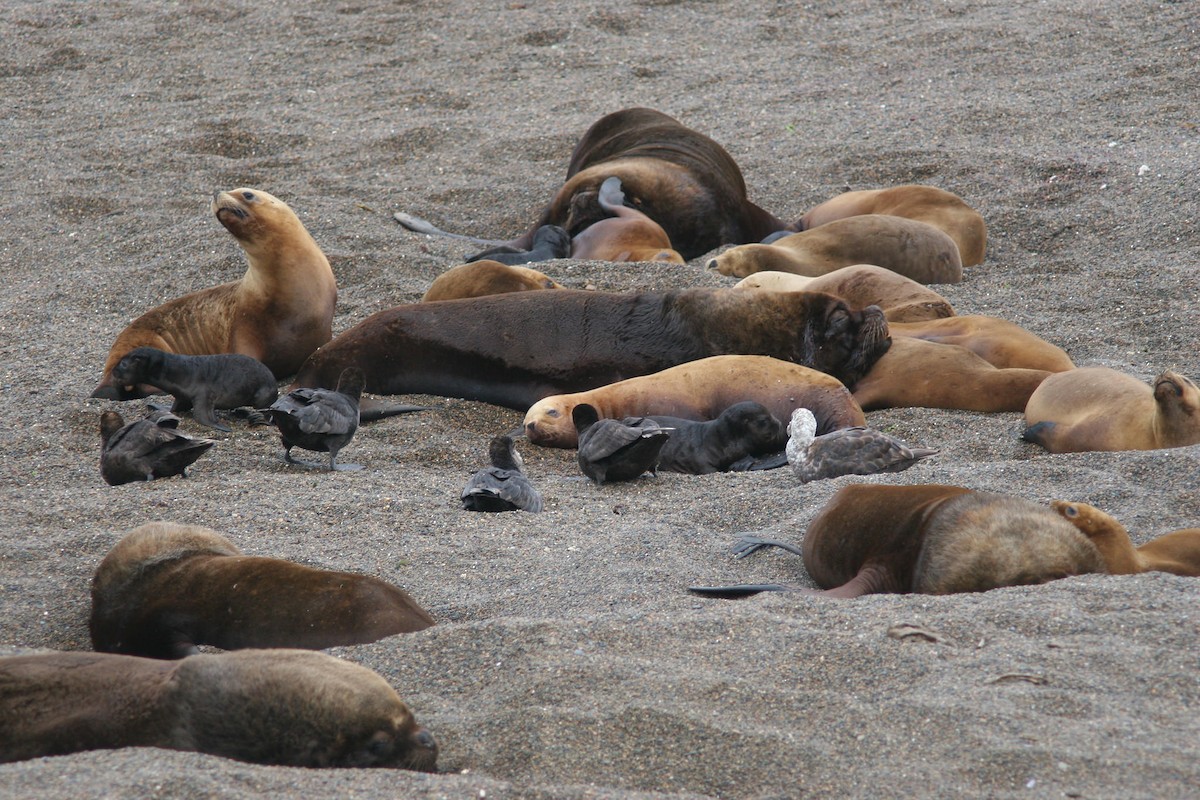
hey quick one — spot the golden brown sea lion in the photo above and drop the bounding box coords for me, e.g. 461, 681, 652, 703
0, 649, 438, 770
92, 188, 337, 399
734, 265, 956, 322
568, 176, 685, 263
852, 336, 1052, 412
1023, 368, 1200, 453
90, 521, 434, 659
709, 215, 963, 284
1051, 500, 1200, 577
523, 355, 867, 449
292, 288, 891, 413
799, 185, 987, 266
422, 260, 562, 302
890, 315, 1075, 372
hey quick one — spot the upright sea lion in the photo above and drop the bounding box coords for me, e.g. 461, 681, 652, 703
1023, 367, 1200, 453
523, 355, 867, 449
90, 521, 434, 659
397, 107, 792, 260
799, 185, 987, 266
292, 289, 891, 414
568, 176, 686, 263
0, 649, 438, 770
890, 315, 1075, 372
853, 336, 1052, 412
92, 188, 337, 399
734, 264, 956, 322
422, 260, 563, 302
1050, 500, 1200, 577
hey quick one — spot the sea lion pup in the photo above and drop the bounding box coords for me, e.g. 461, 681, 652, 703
92, 188, 337, 399
688, 485, 1105, 598
799, 185, 988, 266
778, 407, 938, 482
1051, 501, 1200, 577
467, 224, 574, 266
422, 260, 563, 302
574, 403, 671, 483
646, 401, 787, 474
709, 215, 963, 285
269, 367, 365, 470
734, 264, 956, 322
292, 289, 891, 414
461, 435, 544, 512
89, 521, 434, 659
0, 649, 438, 770
1023, 368, 1200, 453
99, 408, 215, 486
852, 337, 1052, 412
108, 347, 279, 431
523, 355, 867, 449
568, 176, 686, 263
396, 107, 792, 261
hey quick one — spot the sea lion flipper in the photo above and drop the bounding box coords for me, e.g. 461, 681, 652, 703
730, 535, 805, 559
393, 211, 507, 246
358, 400, 430, 422
191, 403, 231, 433
733, 452, 788, 471
687, 583, 799, 598
1021, 420, 1055, 447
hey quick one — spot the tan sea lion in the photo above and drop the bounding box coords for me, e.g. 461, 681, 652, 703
709, 215, 963, 284
396, 107, 792, 261
853, 336, 1052, 412
292, 289, 891, 413
1051, 500, 1200, 576
799, 185, 987, 265
523, 355, 867, 449
890, 315, 1075, 372
0, 649, 438, 770
734, 265, 956, 322
92, 188, 337, 399
568, 176, 685, 263
90, 521, 434, 659
1023, 368, 1200, 453
422, 260, 562, 302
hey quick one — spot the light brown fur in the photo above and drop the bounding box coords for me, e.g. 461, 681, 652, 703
734, 265, 956, 322
569, 199, 685, 263
422, 260, 562, 302
1052, 500, 1200, 577
890, 315, 1075, 372
1023, 368, 1200, 452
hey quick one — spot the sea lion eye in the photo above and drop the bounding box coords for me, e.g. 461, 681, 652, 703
242, 191, 256, 201
546, 409, 559, 418
1063, 505, 1078, 518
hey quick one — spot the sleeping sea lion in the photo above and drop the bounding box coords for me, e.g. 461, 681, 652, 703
422, 260, 563, 302
1050, 500, 1200, 576
646, 401, 787, 474
734, 264, 956, 322
890, 315, 1075, 372
568, 176, 685, 263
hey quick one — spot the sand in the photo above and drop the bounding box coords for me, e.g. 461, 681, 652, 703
1, 0, 1198, 797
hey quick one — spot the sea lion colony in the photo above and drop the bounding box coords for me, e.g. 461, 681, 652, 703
6, 107, 1198, 770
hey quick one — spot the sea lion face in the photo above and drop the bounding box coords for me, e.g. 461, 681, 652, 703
524, 396, 576, 446
109, 347, 165, 392
211, 188, 298, 251
718, 401, 786, 452
808, 302, 891, 388
1153, 371, 1199, 413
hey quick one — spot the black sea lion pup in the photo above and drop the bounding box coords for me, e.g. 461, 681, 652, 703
574, 403, 671, 483
99, 408, 215, 486
109, 346, 279, 431
461, 435, 544, 512
689, 485, 1104, 598
467, 224, 573, 265
0, 649, 438, 770
778, 407, 938, 482
90, 521, 434, 659
269, 367, 365, 470
649, 401, 787, 474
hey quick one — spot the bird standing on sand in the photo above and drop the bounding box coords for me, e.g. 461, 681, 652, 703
267, 368, 365, 471
99, 408, 215, 486
573, 403, 672, 484
785, 407, 938, 483
461, 435, 544, 512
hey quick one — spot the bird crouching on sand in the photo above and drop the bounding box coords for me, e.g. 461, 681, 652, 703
267, 368, 365, 471
785, 407, 938, 482
573, 403, 672, 484
461, 435, 544, 512
99, 408, 215, 486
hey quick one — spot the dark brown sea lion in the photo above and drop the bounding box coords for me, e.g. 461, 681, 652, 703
568, 176, 685, 263
647, 401, 787, 474
852, 336, 1052, 412
108, 346, 279, 431
99, 408, 215, 486
734, 265, 956, 322
396, 107, 791, 260
799, 185, 988, 266
890, 315, 1075, 372
0, 649, 438, 770
1023, 367, 1200, 453
292, 289, 891, 414
1050, 500, 1200, 577
92, 188, 337, 399
422, 260, 563, 302
89, 521, 434, 659
524, 355, 866, 449
690, 485, 1104, 598
710, 215, 964, 284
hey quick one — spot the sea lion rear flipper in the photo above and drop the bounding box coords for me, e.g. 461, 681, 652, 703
392, 211, 508, 247
359, 399, 431, 423
1021, 421, 1056, 447
687, 583, 800, 598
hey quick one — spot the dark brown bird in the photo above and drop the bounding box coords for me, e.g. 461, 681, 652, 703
99, 408, 215, 486
268, 368, 364, 471
785, 407, 938, 482
461, 435, 544, 512
573, 403, 672, 483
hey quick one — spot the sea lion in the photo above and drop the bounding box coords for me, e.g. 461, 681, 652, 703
780, 407, 938, 482
574, 403, 671, 483
1051, 500, 1200, 577
799, 185, 987, 266
397, 107, 792, 260
647, 401, 787, 474
709, 215, 963, 284
92, 188, 337, 399
689, 485, 1104, 598
468, 224, 573, 266
890, 315, 1075, 372
269, 367, 365, 470
292, 289, 891, 414
108, 347, 279, 431
99, 408, 215, 486
1023, 368, 1200, 453
734, 264, 957, 322
852, 336, 1052, 412
0, 649, 438, 770
523, 355, 867, 449
461, 435, 544, 512
422, 260, 563, 302
90, 521, 434, 658
568, 176, 686, 263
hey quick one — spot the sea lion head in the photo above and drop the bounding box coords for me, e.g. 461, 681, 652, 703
805, 299, 891, 389
715, 401, 787, 454
524, 395, 579, 447
1153, 370, 1200, 444
108, 347, 167, 394
211, 188, 306, 258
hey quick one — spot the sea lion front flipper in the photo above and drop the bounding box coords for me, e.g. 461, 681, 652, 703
191, 402, 232, 433
687, 583, 802, 598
